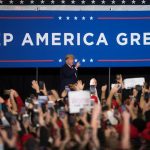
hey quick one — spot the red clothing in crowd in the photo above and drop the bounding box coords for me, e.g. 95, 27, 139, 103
91, 95, 98, 103
15, 96, 24, 113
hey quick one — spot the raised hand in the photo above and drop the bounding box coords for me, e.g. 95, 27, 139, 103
75, 80, 85, 91
10, 89, 19, 98
101, 85, 107, 92
31, 80, 39, 93
0, 97, 4, 103
75, 61, 80, 69
110, 84, 120, 95
51, 89, 60, 100
61, 89, 67, 98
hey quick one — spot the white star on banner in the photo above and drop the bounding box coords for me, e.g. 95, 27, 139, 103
51, 0, 55, 4
82, 16, 86, 20
111, 0, 115, 4
59, 59, 62, 63
142, 0, 146, 4
90, 16, 93, 20
74, 59, 78, 62
91, 0, 95, 4
74, 16, 78, 20
90, 59, 93, 62
66, 16, 70, 20
9, 0, 13, 4
122, 0, 126, 4
81, 0, 86, 4
20, 0, 24, 4
71, 0, 76, 4
101, 0, 106, 4
82, 59, 85, 63
58, 16, 62, 20
61, 0, 65, 4
30, 0, 34, 4
41, 0, 45, 4
132, 0, 136, 4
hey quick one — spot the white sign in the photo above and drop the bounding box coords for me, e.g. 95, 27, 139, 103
38, 96, 48, 103
111, 83, 121, 89
68, 91, 91, 114
124, 77, 145, 89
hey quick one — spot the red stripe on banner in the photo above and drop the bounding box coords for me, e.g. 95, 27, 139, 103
0, 16, 54, 19
97, 59, 150, 62
97, 17, 150, 20
0, 60, 55, 63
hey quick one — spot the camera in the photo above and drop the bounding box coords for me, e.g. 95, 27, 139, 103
39, 81, 44, 90
48, 101, 54, 109
58, 107, 65, 119
135, 85, 142, 91
65, 85, 71, 93
3, 90, 11, 95
25, 97, 33, 107
90, 85, 96, 94
79, 108, 84, 116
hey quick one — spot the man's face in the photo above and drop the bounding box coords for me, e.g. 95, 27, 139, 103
66, 57, 74, 66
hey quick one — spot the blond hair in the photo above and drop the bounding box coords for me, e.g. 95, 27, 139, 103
65, 54, 74, 60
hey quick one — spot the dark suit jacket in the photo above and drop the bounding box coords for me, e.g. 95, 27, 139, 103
60, 63, 78, 91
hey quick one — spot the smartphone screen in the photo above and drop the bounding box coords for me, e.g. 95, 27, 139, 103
58, 107, 65, 118
21, 107, 26, 114
90, 85, 96, 94
48, 101, 54, 109
79, 108, 84, 116
4, 90, 11, 95
65, 85, 70, 93
59, 110, 65, 118
39, 81, 44, 90
121, 105, 126, 112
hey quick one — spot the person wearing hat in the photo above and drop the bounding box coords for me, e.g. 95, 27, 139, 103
60, 54, 80, 91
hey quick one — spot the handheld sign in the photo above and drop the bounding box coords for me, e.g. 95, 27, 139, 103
68, 90, 91, 114
124, 77, 145, 89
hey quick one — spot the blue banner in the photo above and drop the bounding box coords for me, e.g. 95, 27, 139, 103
0, 11, 150, 68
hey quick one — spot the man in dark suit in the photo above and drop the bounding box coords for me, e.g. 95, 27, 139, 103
60, 54, 80, 91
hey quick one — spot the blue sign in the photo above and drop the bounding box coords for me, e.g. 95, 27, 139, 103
0, 11, 150, 68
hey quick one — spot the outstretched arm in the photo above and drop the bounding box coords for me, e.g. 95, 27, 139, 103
121, 111, 130, 150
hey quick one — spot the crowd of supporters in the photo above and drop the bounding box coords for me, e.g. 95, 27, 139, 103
0, 75, 150, 150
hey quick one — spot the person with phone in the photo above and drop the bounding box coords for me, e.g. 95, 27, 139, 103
60, 54, 80, 92
90, 78, 99, 104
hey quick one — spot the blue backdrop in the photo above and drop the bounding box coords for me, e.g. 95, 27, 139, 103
0, 11, 150, 68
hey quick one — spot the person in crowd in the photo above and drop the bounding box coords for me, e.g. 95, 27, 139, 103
0, 74, 149, 150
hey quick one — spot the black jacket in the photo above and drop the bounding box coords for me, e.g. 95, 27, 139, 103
60, 63, 78, 91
